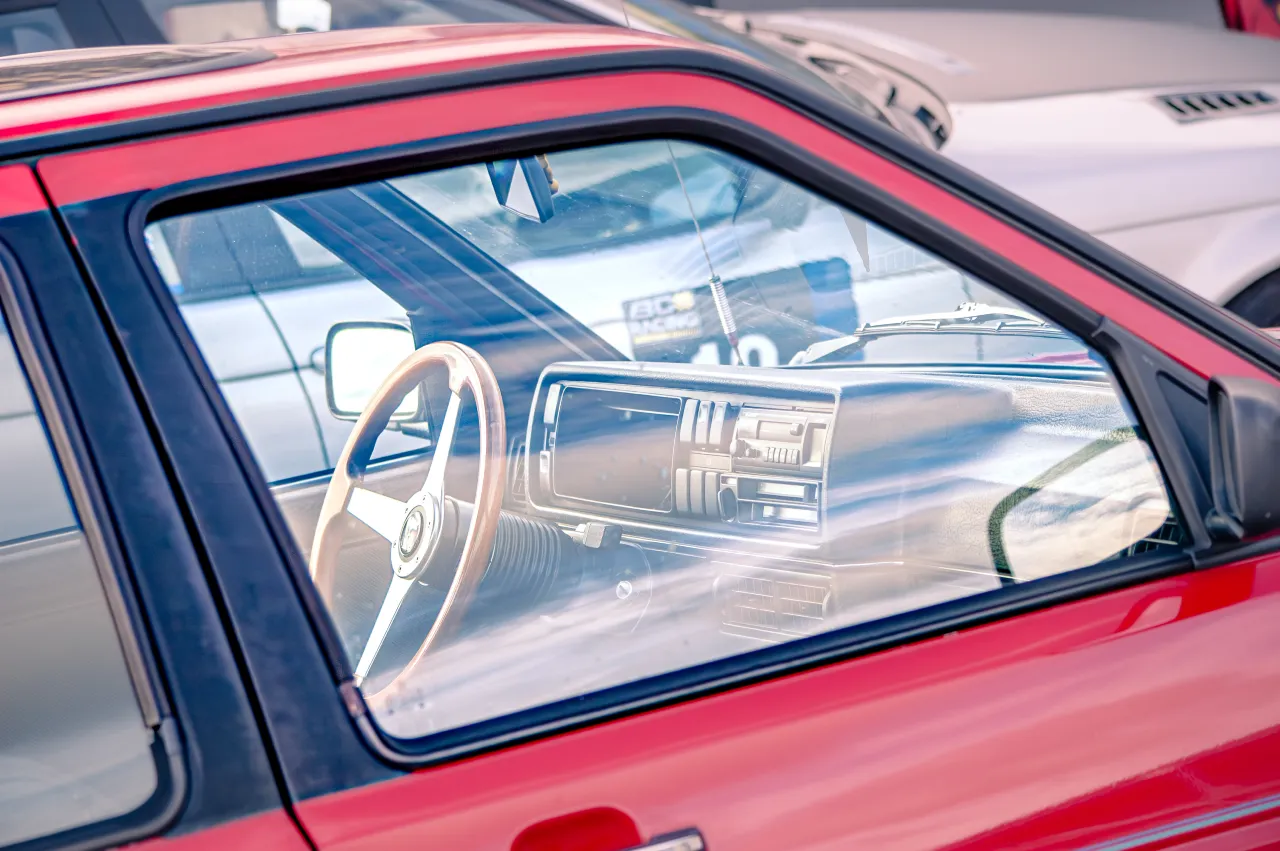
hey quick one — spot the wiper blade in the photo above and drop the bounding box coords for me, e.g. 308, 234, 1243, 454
791, 302, 1070, 365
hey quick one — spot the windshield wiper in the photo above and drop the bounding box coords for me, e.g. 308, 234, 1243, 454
790, 302, 1073, 365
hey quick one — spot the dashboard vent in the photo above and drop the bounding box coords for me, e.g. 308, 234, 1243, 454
1156, 90, 1278, 122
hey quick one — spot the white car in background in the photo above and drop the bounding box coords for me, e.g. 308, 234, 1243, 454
703, 8, 1280, 326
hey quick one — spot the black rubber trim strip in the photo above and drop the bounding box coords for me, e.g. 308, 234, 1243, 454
1091, 319, 1214, 550
11, 46, 1280, 380
0, 244, 186, 851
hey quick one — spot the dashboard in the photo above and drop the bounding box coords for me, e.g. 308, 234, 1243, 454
523, 361, 1016, 561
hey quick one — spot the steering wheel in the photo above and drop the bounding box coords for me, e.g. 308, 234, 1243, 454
309, 341, 506, 697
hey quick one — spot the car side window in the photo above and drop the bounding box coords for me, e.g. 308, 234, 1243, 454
0, 298, 157, 845
144, 138, 1185, 746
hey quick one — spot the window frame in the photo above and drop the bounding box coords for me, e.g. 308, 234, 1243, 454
126, 113, 1217, 766
0, 241, 185, 851
38, 57, 1278, 781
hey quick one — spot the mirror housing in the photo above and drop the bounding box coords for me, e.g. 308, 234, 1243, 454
1207, 375, 1280, 540
487, 156, 557, 223
325, 321, 423, 422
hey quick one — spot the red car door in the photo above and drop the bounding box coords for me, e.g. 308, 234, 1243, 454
33, 30, 1280, 851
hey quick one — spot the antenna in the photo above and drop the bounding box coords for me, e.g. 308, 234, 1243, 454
666, 142, 744, 365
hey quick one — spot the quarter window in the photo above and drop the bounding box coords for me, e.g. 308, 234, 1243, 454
0, 292, 157, 845
145, 138, 1184, 744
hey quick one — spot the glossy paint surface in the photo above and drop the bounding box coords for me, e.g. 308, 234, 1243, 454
0, 165, 46, 217
38, 71, 1270, 385
298, 555, 1280, 851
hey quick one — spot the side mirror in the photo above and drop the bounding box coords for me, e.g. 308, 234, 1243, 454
325, 321, 423, 422
991, 430, 1172, 581
1207, 376, 1280, 540
487, 155, 558, 223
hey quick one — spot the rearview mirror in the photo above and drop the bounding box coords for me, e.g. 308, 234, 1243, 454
325, 321, 422, 421
487, 155, 558, 223
1207, 376, 1280, 540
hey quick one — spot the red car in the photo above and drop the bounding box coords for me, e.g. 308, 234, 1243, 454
2, 24, 1280, 851
1223, 0, 1280, 37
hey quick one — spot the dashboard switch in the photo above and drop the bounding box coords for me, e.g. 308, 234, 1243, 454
581, 522, 622, 549
679, 399, 697, 443
709, 403, 729, 447
704, 472, 720, 515
675, 468, 689, 513
689, 470, 705, 515
694, 401, 712, 446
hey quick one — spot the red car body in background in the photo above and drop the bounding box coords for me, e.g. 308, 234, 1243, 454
1223, 0, 1280, 36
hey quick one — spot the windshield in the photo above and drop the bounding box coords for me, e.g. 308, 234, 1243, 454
150, 138, 1092, 386
387, 140, 1091, 370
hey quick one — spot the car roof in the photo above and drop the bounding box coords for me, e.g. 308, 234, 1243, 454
0, 25, 722, 146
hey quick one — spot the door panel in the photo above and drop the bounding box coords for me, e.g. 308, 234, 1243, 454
297, 555, 1280, 851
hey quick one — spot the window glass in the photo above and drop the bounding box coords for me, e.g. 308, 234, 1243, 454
0, 8, 73, 57
143, 0, 545, 42
146, 139, 1184, 744
0, 303, 156, 844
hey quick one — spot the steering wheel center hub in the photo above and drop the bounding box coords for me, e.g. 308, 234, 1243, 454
393, 492, 441, 578
398, 506, 427, 559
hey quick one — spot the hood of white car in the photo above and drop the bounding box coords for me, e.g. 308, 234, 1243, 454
944, 87, 1280, 233
731, 9, 1280, 234
738, 9, 1280, 103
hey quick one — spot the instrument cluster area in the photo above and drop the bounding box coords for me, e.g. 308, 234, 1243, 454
524, 362, 845, 553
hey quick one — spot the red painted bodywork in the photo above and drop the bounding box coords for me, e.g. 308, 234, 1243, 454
0, 26, 720, 144
0, 165, 47, 218
19, 27, 1280, 851
1221, 0, 1280, 38
37, 72, 1271, 385
297, 556, 1280, 851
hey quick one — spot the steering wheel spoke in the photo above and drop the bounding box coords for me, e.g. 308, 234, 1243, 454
347, 487, 408, 543
353, 574, 416, 686
422, 390, 462, 498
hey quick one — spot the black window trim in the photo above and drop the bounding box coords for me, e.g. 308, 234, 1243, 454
109, 92, 1247, 773
0, 241, 186, 851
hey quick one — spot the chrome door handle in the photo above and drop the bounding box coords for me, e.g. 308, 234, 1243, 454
624, 830, 705, 851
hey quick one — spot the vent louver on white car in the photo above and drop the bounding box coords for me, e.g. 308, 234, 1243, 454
1156, 90, 1279, 122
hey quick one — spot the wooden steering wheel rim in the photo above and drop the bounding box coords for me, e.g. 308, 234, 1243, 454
308, 340, 506, 698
